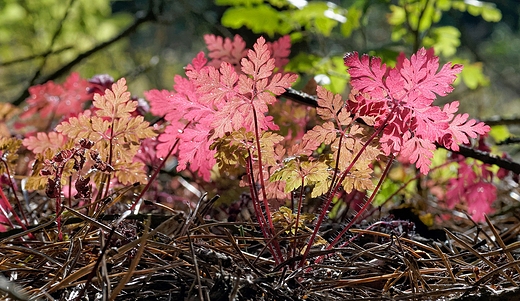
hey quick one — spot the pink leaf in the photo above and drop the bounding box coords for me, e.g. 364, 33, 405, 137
204, 34, 246, 69
466, 182, 496, 222
268, 35, 291, 68
23, 132, 68, 154
146, 35, 295, 181
155, 123, 184, 158
242, 37, 275, 80
444, 113, 490, 151
444, 160, 497, 222
344, 52, 387, 94
21, 72, 89, 119
400, 135, 436, 174
346, 48, 488, 173
177, 125, 216, 182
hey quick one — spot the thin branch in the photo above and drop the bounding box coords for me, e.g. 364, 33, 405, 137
282, 88, 520, 174
18, 0, 77, 106
452, 143, 520, 174
0, 46, 73, 67
11, 9, 156, 106
482, 116, 520, 126
497, 137, 520, 145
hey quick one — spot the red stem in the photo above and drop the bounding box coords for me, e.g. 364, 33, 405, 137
246, 153, 269, 239
328, 133, 344, 196
292, 176, 305, 261
1, 160, 29, 226
246, 154, 282, 264
299, 108, 396, 268
0, 188, 26, 231
327, 154, 394, 250
250, 106, 284, 264
55, 165, 64, 241
102, 121, 116, 200
130, 123, 190, 212
251, 107, 274, 230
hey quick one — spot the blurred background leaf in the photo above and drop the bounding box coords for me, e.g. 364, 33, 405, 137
0, 0, 518, 127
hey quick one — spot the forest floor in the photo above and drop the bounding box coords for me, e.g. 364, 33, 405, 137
1, 191, 520, 301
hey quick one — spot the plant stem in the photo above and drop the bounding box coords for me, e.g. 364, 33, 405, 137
298, 108, 394, 268
0, 188, 26, 232
102, 121, 116, 200
246, 154, 281, 263
246, 153, 269, 239
292, 176, 305, 262
129, 124, 188, 212
251, 107, 274, 229
251, 106, 284, 264
1, 160, 29, 226
327, 153, 394, 251
328, 133, 344, 196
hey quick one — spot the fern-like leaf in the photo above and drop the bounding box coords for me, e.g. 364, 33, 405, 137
93, 78, 136, 119
23, 132, 68, 154
205, 34, 247, 69
147, 36, 296, 181
55, 77, 157, 185
345, 48, 490, 174
21, 72, 90, 120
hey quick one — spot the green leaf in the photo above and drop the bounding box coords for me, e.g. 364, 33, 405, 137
221, 5, 292, 36
428, 148, 457, 181
423, 26, 461, 57
341, 6, 361, 37
291, 2, 343, 36
460, 62, 489, 89
285, 53, 348, 93
314, 16, 337, 37
215, 0, 264, 6
0, 2, 26, 22
489, 125, 510, 143
271, 159, 303, 193
481, 6, 502, 22
451, 0, 502, 22
388, 5, 406, 26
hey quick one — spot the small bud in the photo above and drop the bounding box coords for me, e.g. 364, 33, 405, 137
79, 138, 95, 149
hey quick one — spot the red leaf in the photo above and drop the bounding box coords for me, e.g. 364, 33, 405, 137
442, 110, 490, 151
345, 48, 488, 173
21, 72, 89, 119
177, 125, 216, 182
466, 182, 496, 222
241, 37, 275, 81
205, 34, 246, 69
268, 35, 291, 68
146, 35, 295, 181
344, 52, 387, 94
394, 48, 462, 107
23, 132, 68, 154
155, 123, 183, 158
445, 161, 497, 222
400, 135, 437, 175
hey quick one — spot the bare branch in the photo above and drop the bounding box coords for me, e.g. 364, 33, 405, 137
11, 9, 156, 106
0, 46, 73, 67
282, 88, 520, 174
482, 115, 520, 126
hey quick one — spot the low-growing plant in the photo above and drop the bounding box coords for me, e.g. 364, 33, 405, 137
0, 33, 510, 271
144, 35, 491, 266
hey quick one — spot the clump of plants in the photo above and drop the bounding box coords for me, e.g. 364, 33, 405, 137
1, 34, 519, 300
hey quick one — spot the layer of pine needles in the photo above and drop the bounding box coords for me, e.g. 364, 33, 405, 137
1, 192, 520, 301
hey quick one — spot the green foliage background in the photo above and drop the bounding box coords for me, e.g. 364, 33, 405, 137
0, 0, 519, 219
0, 0, 520, 118
1, 0, 519, 117
1, 0, 519, 172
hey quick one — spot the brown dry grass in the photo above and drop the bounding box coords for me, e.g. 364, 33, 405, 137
1, 193, 520, 301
